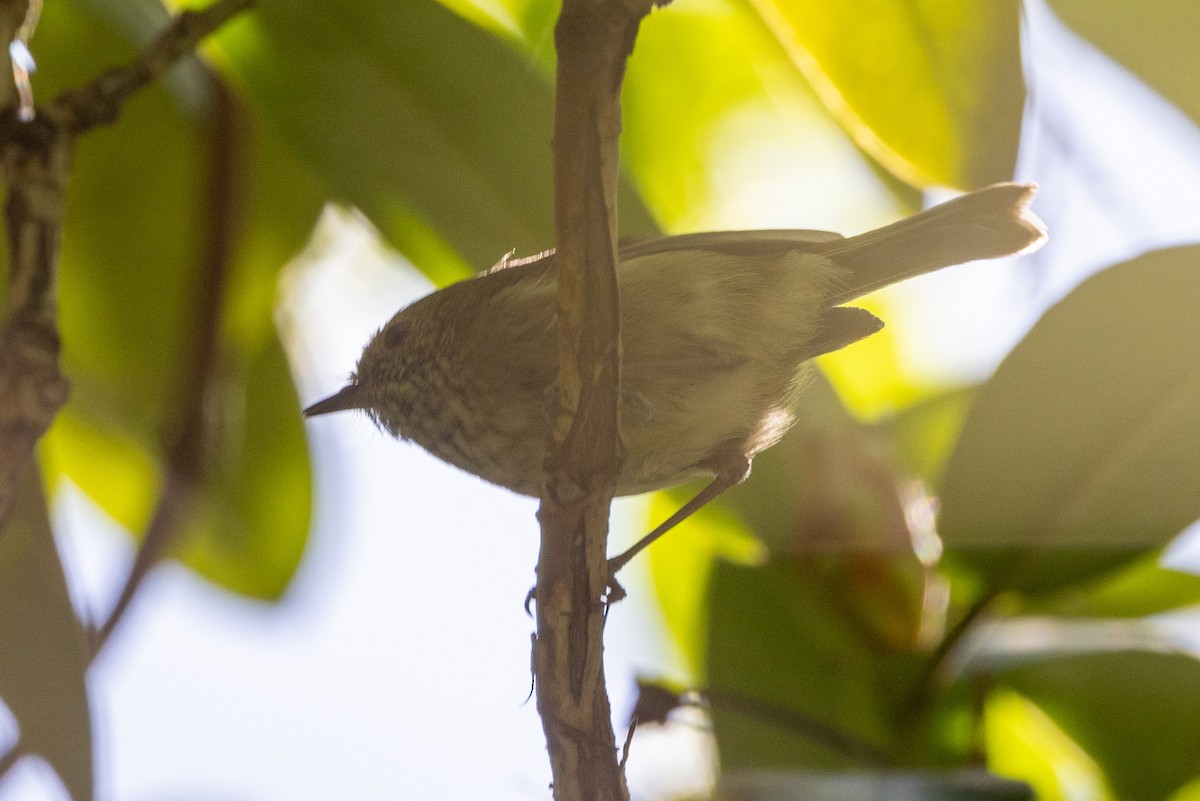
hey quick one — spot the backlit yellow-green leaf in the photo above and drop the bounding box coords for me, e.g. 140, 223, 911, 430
985, 690, 1110, 801
746, 0, 1025, 188
624, 0, 901, 233
1001, 652, 1200, 801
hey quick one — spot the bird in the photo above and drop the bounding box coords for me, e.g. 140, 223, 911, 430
305, 182, 1046, 578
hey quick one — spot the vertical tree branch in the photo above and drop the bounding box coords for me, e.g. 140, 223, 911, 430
535, 2, 659, 800
0, 113, 72, 531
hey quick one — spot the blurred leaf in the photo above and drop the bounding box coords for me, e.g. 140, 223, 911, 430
0, 470, 93, 801
460, 0, 908, 236
1021, 553, 1200, 618
1000, 651, 1200, 801
44, 2, 203, 430
733, 379, 931, 650
42, 412, 159, 534
647, 489, 764, 677
984, 690, 1111, 801
177, 334, 311, 599
939, 247, 1200, 591
623, 0, 902, 234
34, 3, 321, 599
884, 386, 977, 491
45, 337, 308, 604
705, 558, 895, 769
654, 378, 933, 675
703, 556, 982, 769
745, 0, 1025, 188
205, 0, 656, 284
435, 0, 527, 39
719, 377, 906, 553
1047, 0, 1200, 129
720, 770, 1034, 800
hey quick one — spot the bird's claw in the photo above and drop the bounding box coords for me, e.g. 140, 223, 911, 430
523, 559, 628, 615
604, 560, 627, 604
524, 586, 537, 616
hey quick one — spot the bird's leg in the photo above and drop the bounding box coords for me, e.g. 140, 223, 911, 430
525, 458, 749, 612
606, 458, 749, 602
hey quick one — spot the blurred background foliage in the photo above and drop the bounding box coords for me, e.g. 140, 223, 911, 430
2, 0, 1200, 799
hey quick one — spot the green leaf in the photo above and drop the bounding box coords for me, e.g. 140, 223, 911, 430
623, 0, 901, 232
444, 0, 906, 234
176, 334, 311, 599
43, 2, 203, 429
984, 690, 1111, 801
1047, 0, 1200, 129
1021, 552, 1200, 619
0, 470, 93, 801
44, 337, 308, 602
652, 378, 932, 675
703, 558, 980, 769
1000, 651, 1200, 801
705, 558, 894, 769
939, 247, 1200, 591
745, 0, 1025, 188
883, 386, 976, 491
1174, 779, 1200, 801
42, 412, 159, 534
647, 490, 764, 677
35, 2, 320, 599
207, 0, 656, 283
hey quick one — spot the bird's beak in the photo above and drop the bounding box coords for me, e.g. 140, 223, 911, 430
303, 384, 365, 417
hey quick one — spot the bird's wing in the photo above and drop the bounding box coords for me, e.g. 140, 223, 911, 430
619, 229, 843, 262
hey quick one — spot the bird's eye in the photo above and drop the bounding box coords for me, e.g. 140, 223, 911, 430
384, 321, 411, 348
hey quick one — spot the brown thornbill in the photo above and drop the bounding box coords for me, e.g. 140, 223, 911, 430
305, 183, 1046, 582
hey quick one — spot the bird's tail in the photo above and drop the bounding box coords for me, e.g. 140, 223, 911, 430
821, 183, 1047, 304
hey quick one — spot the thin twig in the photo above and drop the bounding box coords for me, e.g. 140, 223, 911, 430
52, 0, 252, 133
704, 688, 895, 768
618, 717, 637, 771
0, 740, 21, 785
91, 78, 245, 658
0, 0, 249, 787
896, 583, 1005, 729
90, 471, 194, 655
